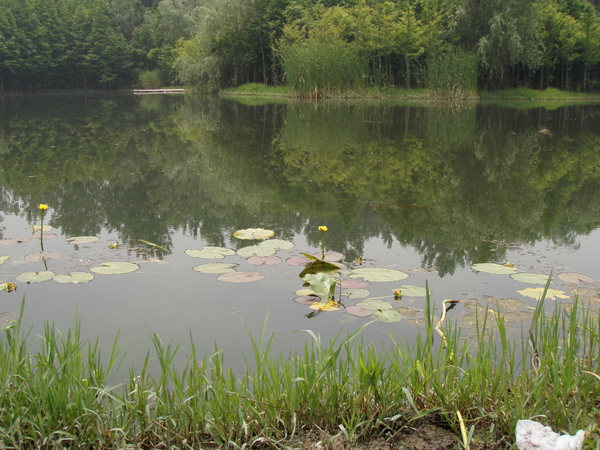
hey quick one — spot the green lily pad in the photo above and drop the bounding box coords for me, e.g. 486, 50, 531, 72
185, 247, 235, 259
233, 228, 275, 240
295, 288, 316, 296
342, 288, 370, 299
28, 225, 52, 232
511, 273, 553, 284
90, 262, 140, 275
355, 299, 393, 310
16, 271, 55, 283
193, 263, 238, 274
0, 256, 8, 265
394, 285, 428, 297
349, 268, 409, 282
261, 239, 294, 251
24, 251, 61, 263
217, 271, 264, 283
472, 263, 518, 275
53, 272, 94, 284
373, 309, 403, 322
517, 287, 570, 301
66, 236, 99, 245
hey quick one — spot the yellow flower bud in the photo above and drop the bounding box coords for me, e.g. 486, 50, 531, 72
38, 204, 49, 211
318, 226, 328, 232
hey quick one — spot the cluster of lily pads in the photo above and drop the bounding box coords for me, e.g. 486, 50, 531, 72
471, 263, 594, 300
0, 230, 141, 290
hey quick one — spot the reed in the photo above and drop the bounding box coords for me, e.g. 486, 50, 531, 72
0, 295, 598, 448
279, 40, 366, 98
426, 49, 479, 99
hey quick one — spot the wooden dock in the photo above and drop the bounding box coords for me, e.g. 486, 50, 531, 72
133, 89, 186, 95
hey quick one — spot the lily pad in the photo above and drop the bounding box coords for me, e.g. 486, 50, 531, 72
66, 236, 99, 245
355, 299, 393, 311
233, 228, 275, 240
558, 272, 595, 284
346, 305, 376, 317
247, 256, 282, 266
16, 271, 56, 283
185, 247, 235, 259
53, 272, 94, 284
90, 262, 140, 275
24, 251, 61, 263
217, 271, 264, 283
193, 263, 238, 274
472, 263, 518, 275
295, 288, 316, 296
312, 251, 344, 262
349, 268, 409, 282
261, 239, 294, 251
517, 287, 570, 301
373, 309, 403, 322
303, 272, 337, 301
0, 256, 8, 265
28, 225, 52, 232
286, 256, 311, 267
341, 279, 370, 289
0, 239, 21, 246
394, 284, 428, 297
294, 296, 318, 305
342, 288, 370, 299
511, 273, 553, 284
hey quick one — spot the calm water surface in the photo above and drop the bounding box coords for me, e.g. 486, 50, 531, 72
0, 93, 599, 372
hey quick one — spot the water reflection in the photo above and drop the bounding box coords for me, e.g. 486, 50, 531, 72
1, 94, 600, 275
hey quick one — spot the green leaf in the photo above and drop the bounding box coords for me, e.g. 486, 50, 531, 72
66, 236, 99, 245
193, 263, 238, 274
517, 287, 569, 301
261, 239, 294, 251
90, 262, 140, 275
0, 256, 8, 265
373, 309, 402, 322
233, 228, 275, 240
16, 271, 55, 283
53, 272, 94, 284
303, 272, 337, 301
28, 225, 52, 232
217, 271, 265, 283
510, 273, 552, 284
185, 247, 235, 259
355, 299, 393, 310
299, 259, 341, 278
349, 268, 409, 282
342, 288, 370, 299
394, 285, 428, 297
472, 263, 518, 274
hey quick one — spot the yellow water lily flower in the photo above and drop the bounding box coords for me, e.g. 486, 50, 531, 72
318, 226, 328, 232
38, 204, 49, 211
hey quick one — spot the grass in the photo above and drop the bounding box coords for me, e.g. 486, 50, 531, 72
0, 293, 599, 448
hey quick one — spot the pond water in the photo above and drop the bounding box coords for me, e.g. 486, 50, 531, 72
0, 93, 599, 373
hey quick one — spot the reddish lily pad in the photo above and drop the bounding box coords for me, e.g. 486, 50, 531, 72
217, 271, 264, 283
340, 279, 370, 289
346, 305, 376, 317
66, 236, 99, 245
247, 256, 282, 266
24, 251, 61, 263
286, 256, 312, 267
558, 272, 594, 284
294, 296, 318, 305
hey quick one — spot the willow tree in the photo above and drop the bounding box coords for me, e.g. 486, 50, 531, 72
453, 0, 543, 89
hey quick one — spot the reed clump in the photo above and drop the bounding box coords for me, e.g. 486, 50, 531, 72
426, 49, 479, 100
0, 295, 598, 448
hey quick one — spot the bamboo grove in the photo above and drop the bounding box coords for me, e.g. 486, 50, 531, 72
1, 0, 600, 93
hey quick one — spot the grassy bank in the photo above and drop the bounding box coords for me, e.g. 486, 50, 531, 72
220, 83, 600, 102
0, 295, 598, 449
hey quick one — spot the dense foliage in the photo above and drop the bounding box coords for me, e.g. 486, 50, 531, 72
1, 0, 600, 91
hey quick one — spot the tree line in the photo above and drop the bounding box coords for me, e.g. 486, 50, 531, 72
1, 0, 600, 92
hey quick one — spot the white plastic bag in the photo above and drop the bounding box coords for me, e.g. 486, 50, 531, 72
516, 420, 585, 450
